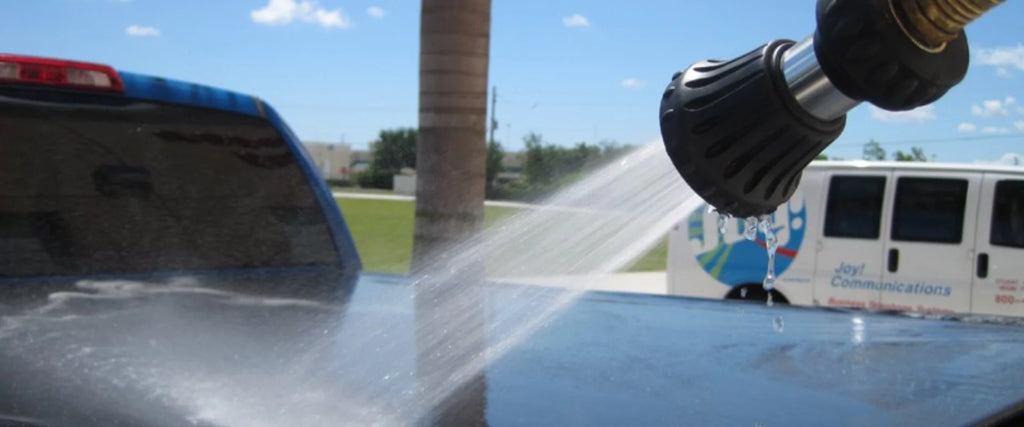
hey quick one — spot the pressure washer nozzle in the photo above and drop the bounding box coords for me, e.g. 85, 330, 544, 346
658, 0, 1000, 217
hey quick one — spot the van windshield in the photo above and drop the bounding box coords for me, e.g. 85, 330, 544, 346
0, 95, 339, 278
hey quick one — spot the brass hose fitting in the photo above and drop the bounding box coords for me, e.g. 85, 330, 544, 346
891, 0, 1005, 51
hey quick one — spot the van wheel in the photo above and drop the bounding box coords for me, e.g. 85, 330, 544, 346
725, 284, 790, 305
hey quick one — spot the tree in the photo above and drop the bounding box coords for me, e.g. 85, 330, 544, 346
522, 132, 553, 188
485, 139, 504, 198
372, 128, 417, 172
893, 146, 928, 162
815, 153, 829, 160
863, 140, 886, 161
515, 133, 634, 199
910, 146, 927, 162
358, 128, 417, 188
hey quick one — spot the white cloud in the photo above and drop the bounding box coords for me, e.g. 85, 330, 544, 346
251, 0, 296, 25
367, 6, 385, 18
1016, 120, 1024, 131
251, 0, 350, 29
977, 45, 1024, 71
997, 67, 1012, 79
981, 126, 1010, 134
311, 8, 347, 28
562, 14, 590, 28
621, 78, 645, 89
125, 25, 160, 37
870, 105, 935, 123
957, 122, 976, 132
971, 96, 1016, 117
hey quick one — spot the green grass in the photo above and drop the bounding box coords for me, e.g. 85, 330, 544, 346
628, 238, 667, 272
330, 187, 396, 195
337, 198, 667, 274
337, 198, 414, 273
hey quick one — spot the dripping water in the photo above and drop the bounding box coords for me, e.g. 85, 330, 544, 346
758, 214, 779, 306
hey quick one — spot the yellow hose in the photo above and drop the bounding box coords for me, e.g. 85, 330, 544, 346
891, 0, 1005, 51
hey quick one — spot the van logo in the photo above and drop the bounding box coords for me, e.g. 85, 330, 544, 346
687, 197, 807, 287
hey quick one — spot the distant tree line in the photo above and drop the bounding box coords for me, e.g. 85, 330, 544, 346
357, 128, 634, 200
498, 132, 633, 200
862, 140, 929, 162
357, 130, 935, 197
815, 140, 930, 162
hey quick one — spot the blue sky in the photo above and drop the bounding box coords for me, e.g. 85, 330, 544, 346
2, 0, 1022, 164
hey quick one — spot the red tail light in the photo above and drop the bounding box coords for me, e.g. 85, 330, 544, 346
0, 54, 124, 93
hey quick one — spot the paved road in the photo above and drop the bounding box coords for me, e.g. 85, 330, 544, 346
332, 191, 541, 210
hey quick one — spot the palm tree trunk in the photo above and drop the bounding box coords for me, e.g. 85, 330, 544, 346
413, 1, 490, 265
413, 1, 491, 425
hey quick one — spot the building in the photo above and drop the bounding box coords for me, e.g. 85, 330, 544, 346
392, 168, 417, 196
304, 142, 353, 181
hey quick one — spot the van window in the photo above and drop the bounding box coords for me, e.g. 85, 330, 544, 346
892, 178, 968, 244
991, 180, 1024, 249
824, 176, 886, 239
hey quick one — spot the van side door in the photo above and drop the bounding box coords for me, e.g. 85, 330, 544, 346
814, 171, 890, 309
880, 172, 980, 313
971, 175, 1024, 317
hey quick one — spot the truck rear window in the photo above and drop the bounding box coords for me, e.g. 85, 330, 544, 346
0, 96, 339, 278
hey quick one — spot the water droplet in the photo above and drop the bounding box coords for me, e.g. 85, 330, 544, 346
773, 316, 784, 333
744, 217, 758, 241
759, 214, 779, 293
717, 214, 728, 238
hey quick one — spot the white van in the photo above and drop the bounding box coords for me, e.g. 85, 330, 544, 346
667, 161, 1024, 317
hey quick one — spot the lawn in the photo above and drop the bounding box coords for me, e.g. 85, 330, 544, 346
329, 187, 398, 196
337, 198, 667, 274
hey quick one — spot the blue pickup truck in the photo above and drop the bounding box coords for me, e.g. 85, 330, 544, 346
0, 54, 362, 424
3, 54, 1024, 426
0, 54, 361, 299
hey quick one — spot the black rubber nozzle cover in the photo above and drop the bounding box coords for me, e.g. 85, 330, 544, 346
659, 40, 845, 218
814, 0, 969, 111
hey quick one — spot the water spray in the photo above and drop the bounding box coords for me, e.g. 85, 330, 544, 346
659, 0, 1004, 218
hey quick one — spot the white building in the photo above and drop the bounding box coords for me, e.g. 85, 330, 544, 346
304, 142, 353, 181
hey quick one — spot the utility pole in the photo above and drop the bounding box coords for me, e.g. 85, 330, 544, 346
489, 86, 498, 145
